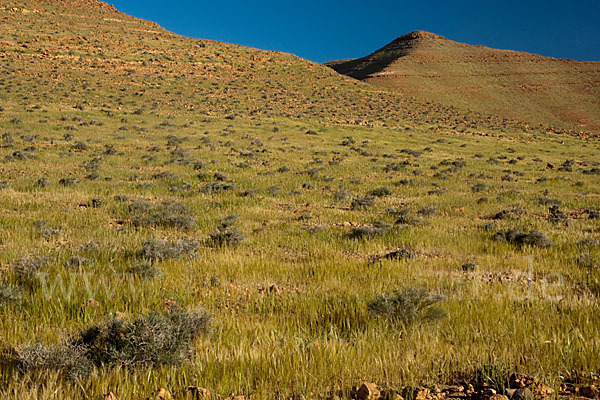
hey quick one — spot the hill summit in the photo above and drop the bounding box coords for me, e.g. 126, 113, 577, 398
327, 31, 600, 132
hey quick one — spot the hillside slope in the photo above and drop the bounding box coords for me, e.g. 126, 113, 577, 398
327, 31, 600, 133
0, 1, 568, 136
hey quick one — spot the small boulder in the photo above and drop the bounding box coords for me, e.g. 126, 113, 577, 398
511, 387, 532, 400
579, 385, 599, 398
356, 383, 380, 400
156, 388, 173, 400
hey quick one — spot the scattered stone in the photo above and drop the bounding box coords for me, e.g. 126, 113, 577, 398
510, 387, 532, 400
579, 385, 599, 398
104, 392, 119, 400
355, 383, 380, 400
156, 388, 173, 400
186, 386, 211, 399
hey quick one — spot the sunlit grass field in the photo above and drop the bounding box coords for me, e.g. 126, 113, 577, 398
0, 106, 599, 398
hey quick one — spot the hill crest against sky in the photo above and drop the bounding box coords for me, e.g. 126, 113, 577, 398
327, 30, 600, 132
2, 0, 557, 136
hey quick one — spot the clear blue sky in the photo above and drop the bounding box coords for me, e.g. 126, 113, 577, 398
109, 0, 600, 62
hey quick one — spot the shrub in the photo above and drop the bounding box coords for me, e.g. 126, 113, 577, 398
493, 229, 552, 248
129, 200, 196, 231
351, 195, 375, 210
472, 183, 488, 192
492, 207, 525, 220
0, 284, 22, 303
35, 177, 48, 187
141, 238, 199, 261
462, 262, 477, 272
576, 254, 597, 270
381, 248, 414, 261
77, 308, 210, 367
208, 214, 244, 247
72, 141, 88, 151
9, 308, 209, 379
12, 256, 48, 282
199, 182, 235, 194
35, 220, 60, 239
370, 186, 392, 197
579, 238, 600, 248
333, 187, 350, 202
65, 256, 92, 270
13, 341, 93, 380
58, 177, 78, 186
368, 287, 446, 325
126, 261, 160, 279
417, 205, 437, 217
348, 221, 390, 240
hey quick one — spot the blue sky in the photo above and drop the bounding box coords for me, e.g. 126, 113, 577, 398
109, 0, 600, 62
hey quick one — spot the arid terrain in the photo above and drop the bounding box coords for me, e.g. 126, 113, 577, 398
327, 31, 600, 134
0, 1, 599, 399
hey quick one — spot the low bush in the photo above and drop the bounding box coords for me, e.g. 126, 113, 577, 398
493, 228, 552, 248
348, 221, 390, 240
368, 287, 446, 325
141, 238, 199, 261
129, 200, 196, 231
8, 308, 209, 379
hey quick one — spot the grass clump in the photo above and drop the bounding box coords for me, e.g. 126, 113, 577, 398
368, 287, 446, 325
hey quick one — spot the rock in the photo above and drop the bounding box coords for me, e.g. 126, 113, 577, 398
415, 388, 430, 400
104, 393, 119, 400
511, 387, 532, 400
186, 386, 210, 399
356, 383, 380, 400
380, 389, 403, 400
156, 388, 173, 400
482, 387, 497, 396
269, 284, 281, 294
579, 385, 599, 398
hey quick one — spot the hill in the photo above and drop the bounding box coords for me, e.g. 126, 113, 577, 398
327, 31, 600, 133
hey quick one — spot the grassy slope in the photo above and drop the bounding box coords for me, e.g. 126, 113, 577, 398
0, 2, 599, 399
327, 31, 600, 134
